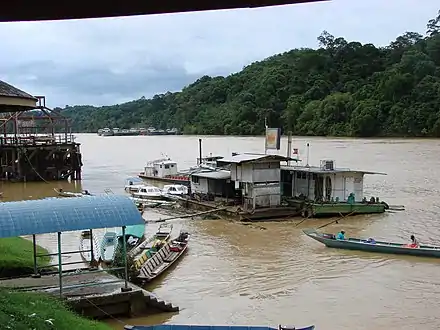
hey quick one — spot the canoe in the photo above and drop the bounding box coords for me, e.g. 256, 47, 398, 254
100, 231, 118, 263
124, 325, 315, 330
303, 228, 440, 258
129, 223, 173, 258
54, 188, 93, 198
79, 230, 101, 262
137, 231, 190, 282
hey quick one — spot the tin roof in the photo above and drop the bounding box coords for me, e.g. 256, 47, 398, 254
281, 165, 387, 175
192, 170, 231, 180
219, 153, 292, 164
0, 195, 144, 239
0, 80, 37, 100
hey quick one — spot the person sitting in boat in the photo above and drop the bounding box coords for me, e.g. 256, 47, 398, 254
336, 230, 345, 240
367, 237, 376, 244
406, 235, 419, 248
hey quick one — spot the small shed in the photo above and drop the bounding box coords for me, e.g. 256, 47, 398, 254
190, 169, 234, 198
218, 153, 292, 210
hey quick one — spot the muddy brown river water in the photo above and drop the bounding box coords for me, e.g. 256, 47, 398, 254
3, 134, 440, 330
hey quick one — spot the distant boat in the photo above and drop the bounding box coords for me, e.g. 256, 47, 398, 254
131, 185, 166, 200
54, 188, 93, 197
303, 228, 440, 259
162, 184, 188, 196
124, 324, 315, 330
124, 177, 145, 193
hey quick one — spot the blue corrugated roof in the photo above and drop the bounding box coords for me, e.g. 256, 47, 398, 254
0, 195, 144, 238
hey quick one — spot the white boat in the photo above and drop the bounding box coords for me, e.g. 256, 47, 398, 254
129, 223, 174, 258
131, 185, 165, 200
124, 177, 145, 193
79, 230, 101, 262
100, 231, 118, 263
162, 184, 188, 196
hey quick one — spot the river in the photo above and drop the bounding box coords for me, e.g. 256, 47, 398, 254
2, 134, 440, 330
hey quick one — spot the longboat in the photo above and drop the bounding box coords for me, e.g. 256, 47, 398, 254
79, 230, 101, 262
303, 228, 440, 258
136, 231, 190, 282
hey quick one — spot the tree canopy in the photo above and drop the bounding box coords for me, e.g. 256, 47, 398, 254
60, 10, 440, 137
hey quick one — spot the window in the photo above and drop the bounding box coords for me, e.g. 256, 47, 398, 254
192, 176, 199, 184
165, 164, 170, 169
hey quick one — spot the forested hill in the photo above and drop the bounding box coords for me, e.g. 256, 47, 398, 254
59, 11, 440, 137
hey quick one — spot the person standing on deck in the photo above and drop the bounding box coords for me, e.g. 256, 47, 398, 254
336, 230, 345, 240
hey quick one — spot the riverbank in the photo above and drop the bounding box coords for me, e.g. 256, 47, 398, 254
0, 237, 113, 329
0, 288, 112, 329
0, 237, 50, 278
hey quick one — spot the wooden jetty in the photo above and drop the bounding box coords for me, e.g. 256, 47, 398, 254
0, 271, 179, 318
0, 81, 82, 182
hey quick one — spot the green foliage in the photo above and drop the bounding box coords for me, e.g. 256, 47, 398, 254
0, 237, 50, 278
0, 288, 111, 330
61, 10, 440, 137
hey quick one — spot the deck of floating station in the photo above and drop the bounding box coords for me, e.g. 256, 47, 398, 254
0, 195, 178, 319
0, 80, 82, 182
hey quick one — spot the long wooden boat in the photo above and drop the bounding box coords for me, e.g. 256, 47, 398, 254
54, 188, 93, 197
129, 223, 173, 259
79, 230, 101, 262
303, 228, 440, 258
136, 231, 190, 282
124, 325, 315, 330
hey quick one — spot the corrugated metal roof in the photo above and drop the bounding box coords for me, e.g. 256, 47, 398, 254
0, 80, 36, 100
281, 165, 387, 175
0, 195, 144, 239
219, 153, 291, 164
192, 170, 231, 180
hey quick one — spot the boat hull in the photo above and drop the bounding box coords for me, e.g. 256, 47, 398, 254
124, 325, 315, 330
79, 231, 101, 262
303, 228, 440, 258
136, 232, 190, 282
101, 232, 118, 263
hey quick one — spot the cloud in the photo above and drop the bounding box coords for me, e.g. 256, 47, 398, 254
0, 0, 438, 107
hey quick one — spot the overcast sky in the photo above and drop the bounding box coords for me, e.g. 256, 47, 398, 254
0, 0, 438, 108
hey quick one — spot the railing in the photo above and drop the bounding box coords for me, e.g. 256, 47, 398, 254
0, 134, 76, 146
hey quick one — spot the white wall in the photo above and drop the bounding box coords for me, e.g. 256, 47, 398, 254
191, 177, 209, 194
231, 162, 280, 183
291, 171, 364, 202
251, 183, 281, 207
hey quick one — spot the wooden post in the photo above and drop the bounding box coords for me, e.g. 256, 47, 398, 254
57, 231, 63, 298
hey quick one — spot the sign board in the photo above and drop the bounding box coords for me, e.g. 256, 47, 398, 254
265, 127, 281, 150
